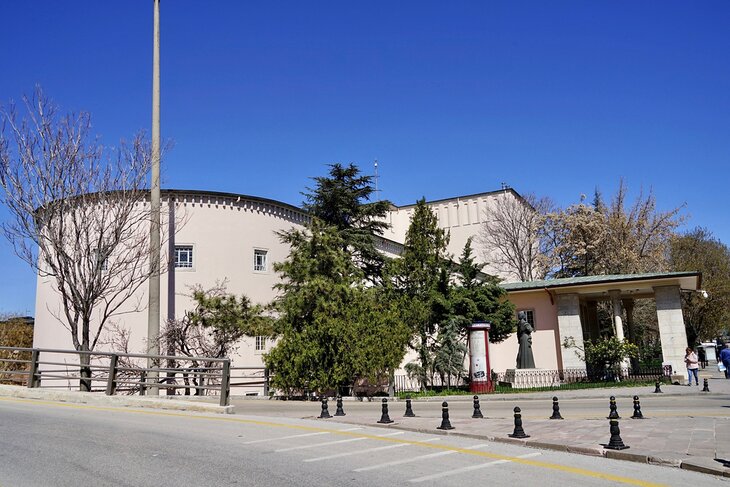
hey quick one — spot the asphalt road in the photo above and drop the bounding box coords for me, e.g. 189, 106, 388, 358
0, 397, 726, 487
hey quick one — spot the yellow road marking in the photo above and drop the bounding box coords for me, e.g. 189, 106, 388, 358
0, 396, 668, 487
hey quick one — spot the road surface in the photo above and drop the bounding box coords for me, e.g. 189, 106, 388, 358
0, 396, 726, 486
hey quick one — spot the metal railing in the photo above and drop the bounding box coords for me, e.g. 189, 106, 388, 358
0, 346, 243, 406
394, 365, 672, 394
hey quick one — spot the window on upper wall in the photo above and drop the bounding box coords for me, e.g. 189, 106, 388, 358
518, 309, 536, 328
253, 249, 268, 272
255, 336, 266, 352
174, 245, 194, 269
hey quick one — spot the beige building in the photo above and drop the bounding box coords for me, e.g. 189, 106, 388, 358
33, 187, 696, 386
33, 188, 525, 372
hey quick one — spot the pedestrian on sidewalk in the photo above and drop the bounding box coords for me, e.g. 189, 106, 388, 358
697, 346, 707, 369
720, 344, 730, 379
685, 347, 699, 386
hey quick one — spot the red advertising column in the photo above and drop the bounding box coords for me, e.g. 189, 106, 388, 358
468, 322, 492, 393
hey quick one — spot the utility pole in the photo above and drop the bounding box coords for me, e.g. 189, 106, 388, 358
148, 0, 161, 394
374, 160, 379, 200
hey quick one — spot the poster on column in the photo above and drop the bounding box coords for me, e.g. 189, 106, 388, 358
470, 329, 487, 380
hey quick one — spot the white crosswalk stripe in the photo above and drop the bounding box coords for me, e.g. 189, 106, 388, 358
243, 427, 363, 445
303, 437, 441, 462
274, 431, 404, 452
408, 452, 542, 482
353, 442, 489, 472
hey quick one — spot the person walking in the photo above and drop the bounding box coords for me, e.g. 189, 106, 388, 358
720, 344, 730, 379
685, 347, 699, 386
697, 346, 707, 369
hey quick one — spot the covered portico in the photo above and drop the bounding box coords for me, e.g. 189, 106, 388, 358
502, 272, 702, 377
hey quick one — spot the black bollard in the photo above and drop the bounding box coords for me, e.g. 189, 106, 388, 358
334, 394, 346, 416
604, 418, 629, 450
549, 396, 563, 420
318, 397, 332, 419
377, 398, 394, 424
404, 396, 415, 417
630, 395, 643, 419
607, 395, 620, 419
437, 401, 455, 430
472, 395, 484, 419
653, 380, 663, 393
508, 406, 530, 438
702, 378, 710, 392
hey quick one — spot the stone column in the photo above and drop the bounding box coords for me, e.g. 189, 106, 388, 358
654, 285, 689, 377
609, 290, 625, 341
557, 293, 585, 369
609, 290, 630, 370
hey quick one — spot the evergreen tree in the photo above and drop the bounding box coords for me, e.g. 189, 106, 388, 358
302, 163, 392, 282
265, 219, 409, 395
388, 199, 451, 389
432, 318, 467, 389
451, 238, 516, 344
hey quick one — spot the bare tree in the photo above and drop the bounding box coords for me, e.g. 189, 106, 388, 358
602, 179, 685, 274
545, 180, 685, 277
478, 191, 553, 281
160, 282, 272, 395
0, 88, 161, 391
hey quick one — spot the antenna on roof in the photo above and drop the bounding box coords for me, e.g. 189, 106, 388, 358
374, 159, 380, 200
501, 182, 509, 191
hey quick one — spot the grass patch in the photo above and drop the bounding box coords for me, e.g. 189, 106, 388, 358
397, 379, 664, 399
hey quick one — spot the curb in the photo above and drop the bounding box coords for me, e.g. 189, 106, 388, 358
680, 459, 730, 477
329, 416, 729, 478
0, 384, 235, 414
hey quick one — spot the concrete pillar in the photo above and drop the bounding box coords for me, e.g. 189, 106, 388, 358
609, 290, 625, 341
654, 285, 689, 377
557, 293, 585, 369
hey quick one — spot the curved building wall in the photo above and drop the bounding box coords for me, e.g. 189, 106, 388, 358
33, 190, 309, 369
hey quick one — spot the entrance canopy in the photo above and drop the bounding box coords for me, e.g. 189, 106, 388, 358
501, 272, 702, 376
502, 271, 701, 299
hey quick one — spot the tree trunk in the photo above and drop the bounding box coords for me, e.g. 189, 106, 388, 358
418, 330, 429, 392
79, 350, 92, 392
80, 318, 92, 392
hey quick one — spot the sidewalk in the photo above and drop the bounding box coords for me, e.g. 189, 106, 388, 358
260, 371, 730, 478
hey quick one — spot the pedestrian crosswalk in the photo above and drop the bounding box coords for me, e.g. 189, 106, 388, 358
242, 424, 545, 483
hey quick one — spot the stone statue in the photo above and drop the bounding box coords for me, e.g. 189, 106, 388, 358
516, 311, 536, 369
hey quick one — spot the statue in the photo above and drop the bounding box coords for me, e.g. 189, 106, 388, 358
516, 311, 535, 369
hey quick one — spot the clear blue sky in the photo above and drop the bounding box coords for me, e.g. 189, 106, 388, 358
1, 1, 728, 315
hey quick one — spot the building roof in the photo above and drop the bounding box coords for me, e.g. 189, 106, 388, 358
391, 187, 524, 209
501, 271, 702, 297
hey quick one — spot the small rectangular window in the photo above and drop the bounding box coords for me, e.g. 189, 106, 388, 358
255, 336, 266, 352
518, 309, 536, 327
175, 245, 194, 268
253, 249, 268, 272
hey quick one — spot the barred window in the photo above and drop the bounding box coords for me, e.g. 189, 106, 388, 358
175, 245, 194, 268
254, 249, 268, 272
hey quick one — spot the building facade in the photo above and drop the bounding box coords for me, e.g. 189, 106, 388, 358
32, 187, 696, 386
33, 188, 526, 372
